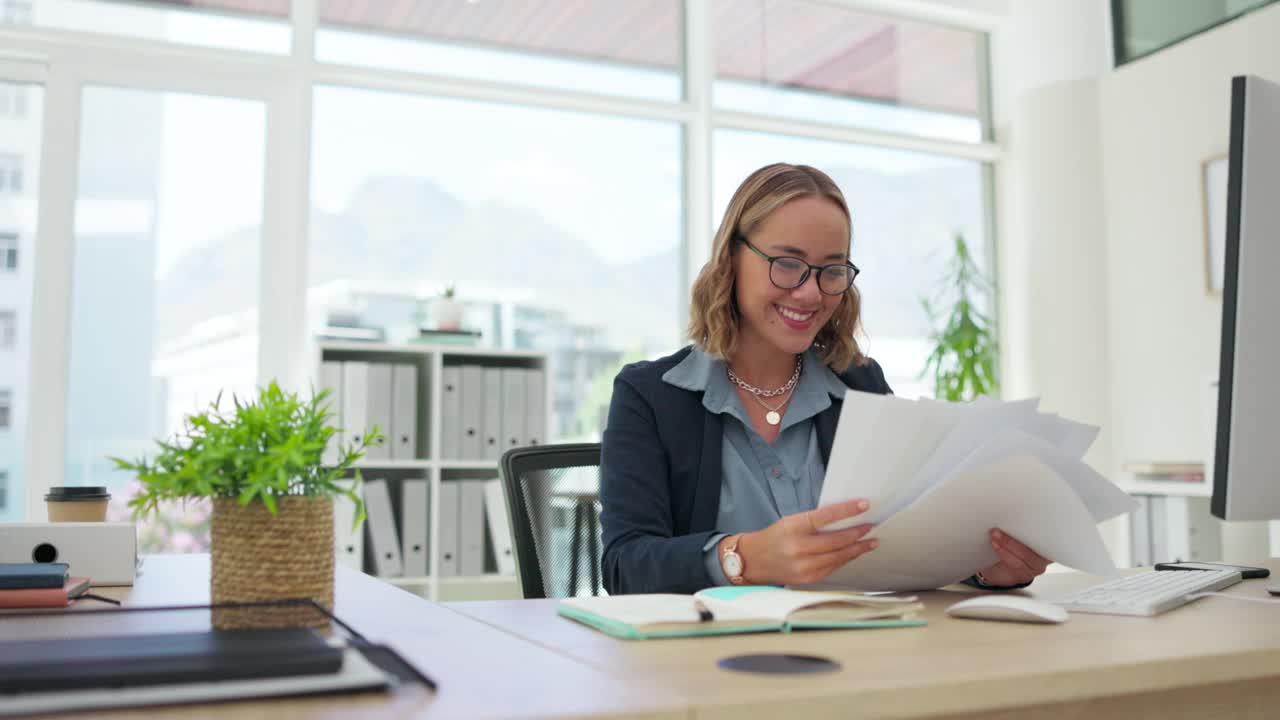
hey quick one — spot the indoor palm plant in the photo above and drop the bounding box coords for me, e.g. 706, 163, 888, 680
111, 382, 381, 628
920, 232, 1000, 401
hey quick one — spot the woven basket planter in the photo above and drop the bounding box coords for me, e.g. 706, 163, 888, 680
210, 496, 335, 630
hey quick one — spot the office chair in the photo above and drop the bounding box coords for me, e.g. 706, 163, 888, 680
499, 443, 604, 600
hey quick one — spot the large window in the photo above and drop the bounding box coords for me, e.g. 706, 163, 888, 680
64, 87, 266, 538
714, 130, 990, 400
310, 86, 682, 439
3, 1, 997, 539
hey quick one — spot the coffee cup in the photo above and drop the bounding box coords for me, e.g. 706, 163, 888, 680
45, 486, 111, 522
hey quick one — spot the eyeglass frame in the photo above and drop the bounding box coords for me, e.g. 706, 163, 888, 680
736, 235, 860, 296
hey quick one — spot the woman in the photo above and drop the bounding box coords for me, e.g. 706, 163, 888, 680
599, 163, 1049, 595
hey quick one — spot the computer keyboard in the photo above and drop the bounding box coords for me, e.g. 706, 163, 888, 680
1054, 569, 1243, 616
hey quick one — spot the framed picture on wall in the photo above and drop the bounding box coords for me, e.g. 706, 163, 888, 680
1201, 154, 1228, 295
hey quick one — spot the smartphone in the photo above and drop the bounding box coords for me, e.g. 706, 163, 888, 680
1152, 561, 1271, 579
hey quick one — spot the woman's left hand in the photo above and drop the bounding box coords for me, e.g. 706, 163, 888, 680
977, 528, 1050, 586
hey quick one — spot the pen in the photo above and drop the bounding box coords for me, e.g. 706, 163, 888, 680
693, 599, 714, 622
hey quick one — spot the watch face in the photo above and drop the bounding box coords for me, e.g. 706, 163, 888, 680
723, 552, 743, 578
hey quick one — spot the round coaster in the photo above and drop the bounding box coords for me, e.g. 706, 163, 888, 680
717, 653, 842, 675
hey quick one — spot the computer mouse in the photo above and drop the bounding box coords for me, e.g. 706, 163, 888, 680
945, 595, 1069, 624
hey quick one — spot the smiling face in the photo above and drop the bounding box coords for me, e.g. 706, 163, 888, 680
732, 195, 851, 358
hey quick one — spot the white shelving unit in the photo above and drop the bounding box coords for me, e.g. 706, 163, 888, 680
1116, 480, 1213, 498
318, 341, 547, 602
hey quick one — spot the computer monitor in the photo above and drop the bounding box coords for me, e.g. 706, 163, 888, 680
1210, 75, 1280, 523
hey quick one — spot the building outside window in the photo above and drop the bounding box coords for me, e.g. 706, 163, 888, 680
0, 310, 14, 350
0, 234, 16, 271
1, 0, 32, 24
0, 390, 11, 430
0, 154, 21, 193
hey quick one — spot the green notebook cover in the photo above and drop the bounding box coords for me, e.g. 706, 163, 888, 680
558, 586, 926, 640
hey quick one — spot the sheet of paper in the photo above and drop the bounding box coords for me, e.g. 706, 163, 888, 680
820, 391, 953, 528
946, 428, 1137, 522
803, 454, 1118, 592
884, 400, 1042, 521
1057, 420, 1101, 459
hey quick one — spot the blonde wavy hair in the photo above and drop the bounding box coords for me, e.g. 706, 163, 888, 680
688, 163, 865, 371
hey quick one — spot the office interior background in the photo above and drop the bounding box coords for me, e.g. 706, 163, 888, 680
0, 0, 1277, 563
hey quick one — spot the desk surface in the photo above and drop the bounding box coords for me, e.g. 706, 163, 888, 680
6, 556, 1279, 720
448, 561, 1280, 720
1, 555, 683, 720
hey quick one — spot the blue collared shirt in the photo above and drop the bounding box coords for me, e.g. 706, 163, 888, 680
661, 347, 849, 586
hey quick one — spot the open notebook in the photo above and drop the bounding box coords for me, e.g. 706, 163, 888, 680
558, 586, 925, 640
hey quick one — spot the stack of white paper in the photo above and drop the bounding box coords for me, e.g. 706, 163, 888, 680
808, 392, 1138, 592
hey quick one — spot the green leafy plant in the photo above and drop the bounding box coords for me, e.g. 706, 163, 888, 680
442, 284, 456, 299
110, 382, 383, 527
920, 232, 1000, 402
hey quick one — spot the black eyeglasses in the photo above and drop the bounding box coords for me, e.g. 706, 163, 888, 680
737, 236, 860, 296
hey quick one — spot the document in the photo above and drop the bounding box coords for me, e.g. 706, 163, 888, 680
811, 392, 1137, 592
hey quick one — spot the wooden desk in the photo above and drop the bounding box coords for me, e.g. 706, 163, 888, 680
449, 560, 1280, 720
8, 556, 1279, 719
0, 555, 684, 720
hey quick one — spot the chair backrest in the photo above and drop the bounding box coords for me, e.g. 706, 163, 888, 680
499, 443, 603, 599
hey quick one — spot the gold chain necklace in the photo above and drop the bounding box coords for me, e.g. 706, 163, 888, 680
726, 355, 802, 398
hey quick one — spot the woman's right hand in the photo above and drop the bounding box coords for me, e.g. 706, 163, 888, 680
729, 499, 878, 586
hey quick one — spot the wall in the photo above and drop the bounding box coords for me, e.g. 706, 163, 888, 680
995, 1, 1280, 561
1097, 3, 1280, 487
990, 0, 1118, 555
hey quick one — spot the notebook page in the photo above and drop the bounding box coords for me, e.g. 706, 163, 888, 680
696, 587, 918, 621
560, 594, 766, 626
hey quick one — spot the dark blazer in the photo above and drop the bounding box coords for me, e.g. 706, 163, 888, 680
599, 346, 893, 595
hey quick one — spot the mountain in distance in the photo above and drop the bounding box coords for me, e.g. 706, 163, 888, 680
156, 176, 680, 350
155, 165, 982, 350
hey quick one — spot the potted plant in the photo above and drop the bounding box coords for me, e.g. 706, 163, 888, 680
920, 232, 1000, 402
111, 382, 381, 629
432, 284, 464, 331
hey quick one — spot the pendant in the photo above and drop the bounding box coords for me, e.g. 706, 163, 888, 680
766, 410, 781, 425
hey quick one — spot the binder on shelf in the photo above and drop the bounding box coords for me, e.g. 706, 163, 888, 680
524, 367, 546, 446
459, 480, 487, 576
441, 366, 462, 460
363, 479, 403, 577
341, 362, 370, 451
364, 364, 393, 461
437, 481, 461, 577
482, 368, 503, 462
500, 368, 526, 456
319, 361, 343, 466
484, 479, 516, 576
459, 365, 484, 460
390, 364, 418, 460
333, 485, 364, 571
401, 478, 429, 577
